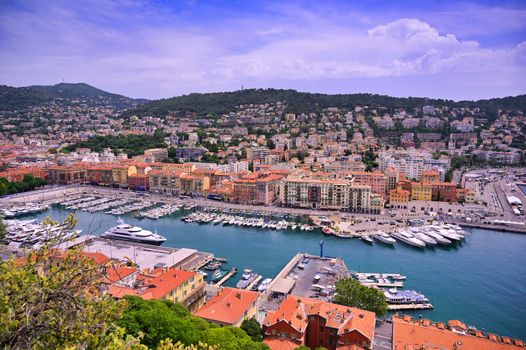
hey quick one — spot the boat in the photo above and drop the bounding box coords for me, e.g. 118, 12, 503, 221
412, 231, 437, 246
423, 230, 452, 245
391, 230, 426, 248
204, 261, 222, 271
372, 231, 396, 245
211, 269, 227, 282
437, 228, 463, 241
361, 236, 374, 244
257, 278, 272, 292
100, 218, 166, 245
384, 288, 429, 305
236, 268, 257, 289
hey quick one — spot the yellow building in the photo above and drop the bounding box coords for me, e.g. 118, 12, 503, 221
411, 182, 432, 201
112, 165, 137, 187
389, 187, 410, 208
109, 268, 205, 313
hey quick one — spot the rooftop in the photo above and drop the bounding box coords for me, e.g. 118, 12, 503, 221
194, 287, 259, 325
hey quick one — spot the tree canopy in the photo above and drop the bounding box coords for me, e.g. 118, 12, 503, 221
0, 175, 47, 196
63, 129, 167, 157
334, 278, 388, 316
118, 296, 268, 350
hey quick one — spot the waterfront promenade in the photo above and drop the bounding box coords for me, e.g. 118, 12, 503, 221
3, 185, 526, 235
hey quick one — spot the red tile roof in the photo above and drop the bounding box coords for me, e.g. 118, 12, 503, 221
393, 315, 524, 350
194, 287, 259, 325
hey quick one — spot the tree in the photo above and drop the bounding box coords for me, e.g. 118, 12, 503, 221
334, 278, 388, 316
266, 139, 275, 150
294, 346, 310, 350
240, 318, 263, 342
118, 297, 268, 350
0, 216, 6, 244
248, 161, 254, 172
0, 242, 124, 348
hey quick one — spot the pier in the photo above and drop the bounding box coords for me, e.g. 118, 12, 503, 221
214, 267, 237, 287
388, 303, 434, 311
246, 275, 262, 290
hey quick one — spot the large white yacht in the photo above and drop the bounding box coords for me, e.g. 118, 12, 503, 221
101, 218, 166, 245
391, 230, 426, 248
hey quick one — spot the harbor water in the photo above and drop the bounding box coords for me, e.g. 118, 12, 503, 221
27, 206, 526, 339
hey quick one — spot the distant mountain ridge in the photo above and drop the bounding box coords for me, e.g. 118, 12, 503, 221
0, 83, 148, 111
125, 88, 526, 118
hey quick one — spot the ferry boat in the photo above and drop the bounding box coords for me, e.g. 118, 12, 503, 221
372, 231, 396, 245
384, 288, 429, 305
101, 218, 166, 245
391, 230, 426, 247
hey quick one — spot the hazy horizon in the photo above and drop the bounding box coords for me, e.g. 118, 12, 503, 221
1, 0, 525, 100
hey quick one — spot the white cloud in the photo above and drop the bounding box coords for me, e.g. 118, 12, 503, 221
0, 1, 524, 99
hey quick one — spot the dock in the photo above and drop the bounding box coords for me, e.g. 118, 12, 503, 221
388, 303, 433, 311
246, 275, 262, 290
214, 267, 237, 287
361, 281, 404, 288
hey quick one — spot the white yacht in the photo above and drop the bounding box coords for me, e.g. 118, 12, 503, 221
391, 230, 426, 248
423, 229, 452, 245
101, 218, 166, 245
372, 231, 397, 245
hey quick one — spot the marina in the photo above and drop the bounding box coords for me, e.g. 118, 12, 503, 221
3, 202, 526, 339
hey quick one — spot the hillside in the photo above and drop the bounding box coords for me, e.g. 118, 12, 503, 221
124, 88, 526, 118
0, 83, 148, 111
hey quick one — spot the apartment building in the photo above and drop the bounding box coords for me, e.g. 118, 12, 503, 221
262, 296, 375, 350
279, 178, 378, 213
148, 170, 183, 195
109, 268, 205, 313
193, 287, 259, 327
48, 165, 86, 185
410, 182, 433, 201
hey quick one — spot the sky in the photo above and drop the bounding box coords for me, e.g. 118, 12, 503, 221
0, 0, 525, 100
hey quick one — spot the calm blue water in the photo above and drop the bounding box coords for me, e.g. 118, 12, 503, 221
27, 207, 526, 339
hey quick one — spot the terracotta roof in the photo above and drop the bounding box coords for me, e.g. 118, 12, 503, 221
263, 296, 375, 340
193, 287, 259, 325
393, 315, 524, 350
108, 285, 139, 298
263, 337, 301, 350
101, 266, 138, 284
139, 268, 197, 300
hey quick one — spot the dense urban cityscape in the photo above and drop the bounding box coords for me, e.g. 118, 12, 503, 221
1, 0, 525, 349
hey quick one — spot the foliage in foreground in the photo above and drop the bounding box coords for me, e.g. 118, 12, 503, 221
0, 214, 268, 349
334, 278, 389, 317
118, 296, 268, 350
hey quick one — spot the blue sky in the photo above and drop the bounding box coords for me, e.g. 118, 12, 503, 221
0, 0, 525, 100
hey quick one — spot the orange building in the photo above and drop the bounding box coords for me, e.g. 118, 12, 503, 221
421, 169, 441, 183
262, 296, 375, 350
431, 182, 458, 202
128, 174, 150, 190
389, 187, 410, 209
392, 315, 525, 350
0, 166, 47, 182
48, 166, 86, 185
348, 171, 388, 199
193, 287, 259, 327
109, 267, 205, 312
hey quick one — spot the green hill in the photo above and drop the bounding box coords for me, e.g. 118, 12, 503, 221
124, 88, 526, 118
0, 83, 148, 111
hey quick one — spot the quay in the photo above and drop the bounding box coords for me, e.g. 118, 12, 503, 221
388, 303, 433, 311
54, 235, 213, 271
4, 185, 526, 236
214, 267, 237, 287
